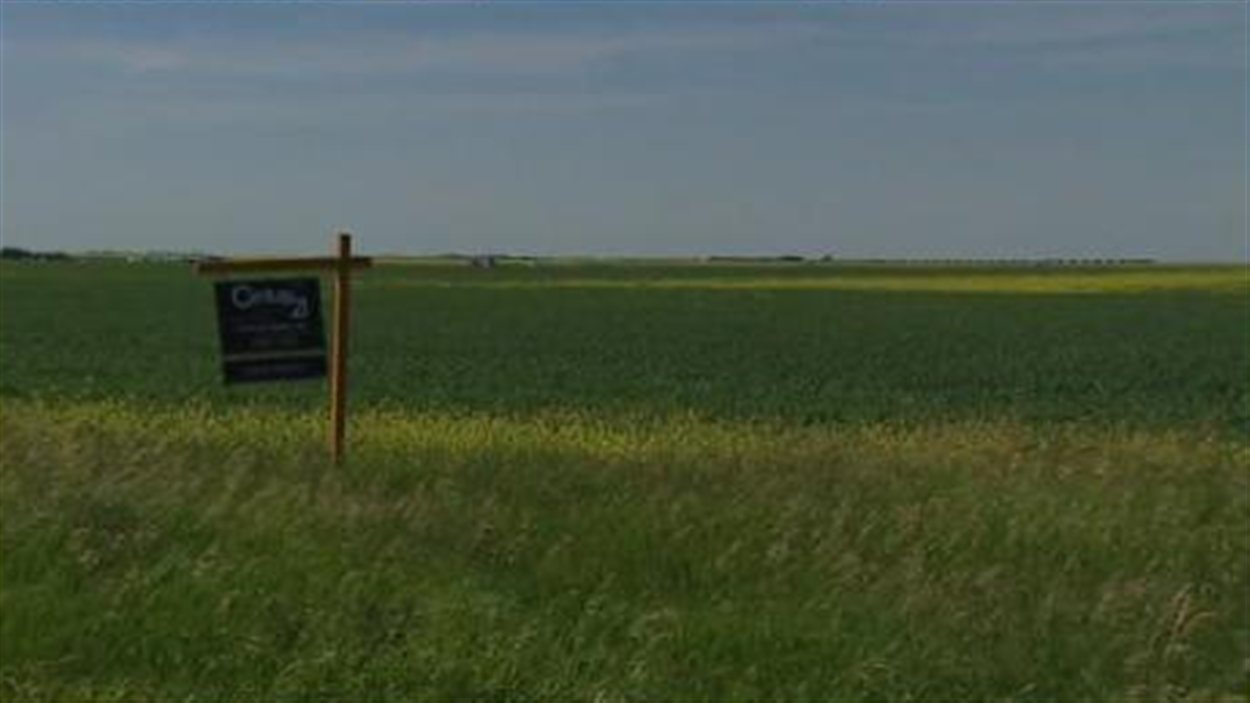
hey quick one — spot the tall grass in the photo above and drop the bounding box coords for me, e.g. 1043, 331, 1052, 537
2, 399, 1246, 700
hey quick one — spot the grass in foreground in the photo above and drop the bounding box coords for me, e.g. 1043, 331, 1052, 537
2, 400, 1246, 700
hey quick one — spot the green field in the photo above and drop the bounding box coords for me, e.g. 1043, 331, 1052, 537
1, 260, 1247, 700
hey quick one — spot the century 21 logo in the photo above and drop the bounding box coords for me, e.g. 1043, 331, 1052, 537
230, 284, 311, 320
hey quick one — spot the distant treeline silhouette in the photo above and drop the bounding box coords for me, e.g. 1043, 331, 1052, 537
0, 247, 72, 261
0, 246, 1159, 268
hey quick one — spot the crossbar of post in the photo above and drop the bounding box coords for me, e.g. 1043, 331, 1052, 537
194, 233, 372, 464
194, 256, 372, 274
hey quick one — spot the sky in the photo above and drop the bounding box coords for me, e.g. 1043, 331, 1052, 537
1, 1, 1246, 260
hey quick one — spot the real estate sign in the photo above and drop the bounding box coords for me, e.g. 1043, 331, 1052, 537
213, 278, 326, 384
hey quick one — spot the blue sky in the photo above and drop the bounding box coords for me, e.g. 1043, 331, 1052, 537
1, 2, 1245, 260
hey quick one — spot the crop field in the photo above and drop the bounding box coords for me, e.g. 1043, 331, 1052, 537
1, 260, 1247, 700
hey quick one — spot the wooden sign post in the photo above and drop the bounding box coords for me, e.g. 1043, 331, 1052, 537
197, 232, 372, 463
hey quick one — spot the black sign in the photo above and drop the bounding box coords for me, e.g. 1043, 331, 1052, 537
214, 278, 326, 384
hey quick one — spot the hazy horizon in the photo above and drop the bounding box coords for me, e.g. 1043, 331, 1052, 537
2, 2, 1246, 262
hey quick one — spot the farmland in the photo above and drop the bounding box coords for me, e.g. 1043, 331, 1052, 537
1, 260, 1247, 700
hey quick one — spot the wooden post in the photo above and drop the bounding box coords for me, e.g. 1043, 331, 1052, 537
330, 232, 352, 464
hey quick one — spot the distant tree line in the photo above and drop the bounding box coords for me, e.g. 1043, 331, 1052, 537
0, 247, 72, 261
705, 255, 812, 263
0, 247, 225, 263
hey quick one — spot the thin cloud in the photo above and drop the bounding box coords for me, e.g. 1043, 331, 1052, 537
865, 5, 1238, 49
14, 21, 826, 79
10, 9, 1237, 89
18, 88, 664, 137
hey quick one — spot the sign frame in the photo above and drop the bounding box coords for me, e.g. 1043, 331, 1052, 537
196, 233, 372, 463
